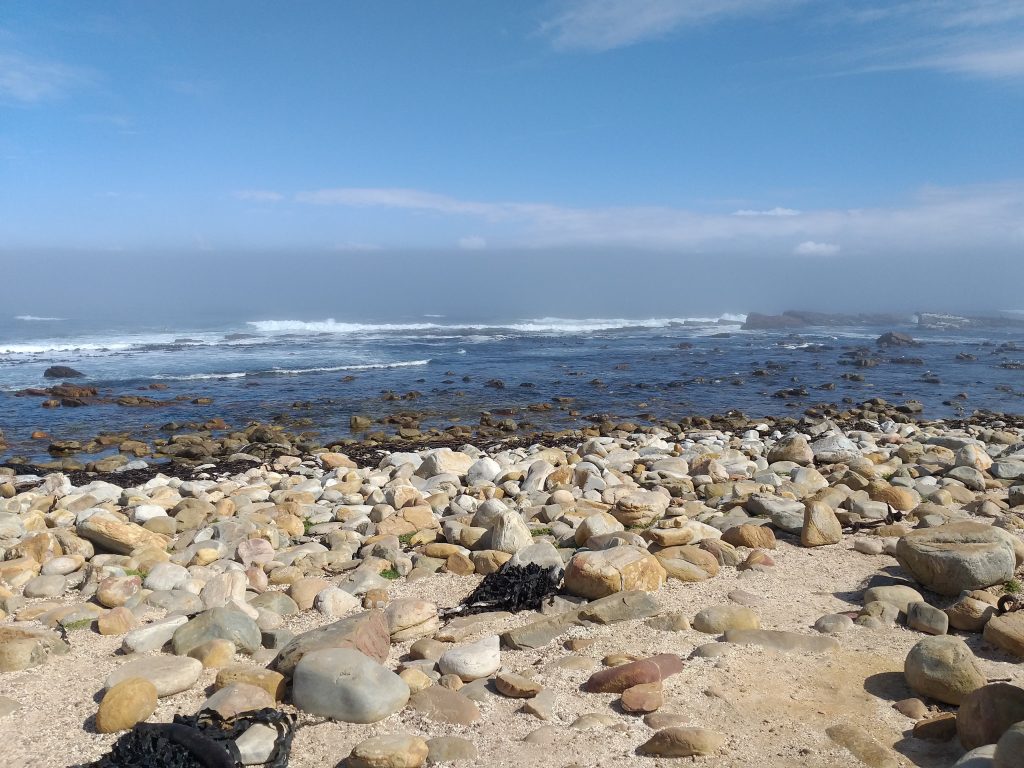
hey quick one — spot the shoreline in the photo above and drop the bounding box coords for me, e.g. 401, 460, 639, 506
2, 395, 1024, 766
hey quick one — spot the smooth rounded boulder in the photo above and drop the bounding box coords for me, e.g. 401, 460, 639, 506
895, 522, 1016, 595
292, 648, 409, 723
563, 546, 666, 599
904, 635, 986, 705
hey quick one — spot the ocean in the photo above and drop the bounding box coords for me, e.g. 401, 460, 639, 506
1, 313, 1023, 461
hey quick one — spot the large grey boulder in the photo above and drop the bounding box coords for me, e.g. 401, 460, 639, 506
896, 522, 1016, 595
291, 648, 409, 722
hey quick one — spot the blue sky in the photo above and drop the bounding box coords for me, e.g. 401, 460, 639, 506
1, 0, 1023, 260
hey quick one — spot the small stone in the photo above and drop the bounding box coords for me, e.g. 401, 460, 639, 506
621, 682, 663, 714
639, 727, 724, 757
425, 736, 477, 764
215, 664, 286, 700
644, 712, 688, 729
95, 678, 158, 733
235, 723, 278, 765
646, 612, 691, 632
348, 734, 428, 768
195, 680, 271, 721
399, 668, 434, 693
912, 713, 958, 741
408, 685, 481, 725
495, 672, 542, 698
814, 614, 855, 634
801, 501, 843, 547
98, 607, 139, 636
582, 654, 682, 694
521, 688, 555, 720
721, 524, 777, 549
438, 635, 501, 682
188, 639, 236, 668
893, 698, 928, 719
907, 602, 949, 636
692, 605, 760, 634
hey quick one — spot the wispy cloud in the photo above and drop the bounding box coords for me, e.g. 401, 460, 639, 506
234, 189, 284, 203
794, 240, 840, 256
733, 207, 800, 217
541, 0, 1024, 81
0, 52, 87, 103
541, 0, 802, 51
294, 181, 1024, 255
458, 235, 487, 250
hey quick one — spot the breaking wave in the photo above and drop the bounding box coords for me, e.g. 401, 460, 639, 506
148, 359, 430, 381
246, 314, 747, 335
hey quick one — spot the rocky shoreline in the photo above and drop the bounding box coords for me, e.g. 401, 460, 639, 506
1, 404, 1024, 767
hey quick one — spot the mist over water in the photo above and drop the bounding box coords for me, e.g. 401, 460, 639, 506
3, 249, 1022, 326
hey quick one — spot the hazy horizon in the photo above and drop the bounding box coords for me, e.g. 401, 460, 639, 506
2, 247, 1022, 327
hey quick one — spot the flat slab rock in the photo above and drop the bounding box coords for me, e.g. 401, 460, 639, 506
723, 629, 840, 654
827, 723, 899, 768
582, 654, 683, 694
105, 655, 203, 698
501, 590, 661, 650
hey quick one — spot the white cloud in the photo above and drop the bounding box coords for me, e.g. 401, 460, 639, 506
732, 207, 800, 217
0, 52, 86, 103
458, 235, 487, 250
541, 0, 802, 51
542, 0, 1024, 82
294, 181, 1024, 256
234, 189, 284, 202
833, 1, 1024, 81
793, 240, 840, 256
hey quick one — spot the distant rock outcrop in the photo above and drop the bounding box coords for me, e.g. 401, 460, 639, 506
876, 331, 920, 347
43, 366, 84, 379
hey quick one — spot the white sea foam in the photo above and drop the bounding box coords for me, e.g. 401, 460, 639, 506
0, 341, 138, 355
14, 315, 64, 321
149, 372, 249, 381
268, 360, 430, 374
246, 314, 747, 335
149, 359, 430, 380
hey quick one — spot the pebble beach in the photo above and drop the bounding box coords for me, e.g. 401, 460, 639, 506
2, 379, 1024, 767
